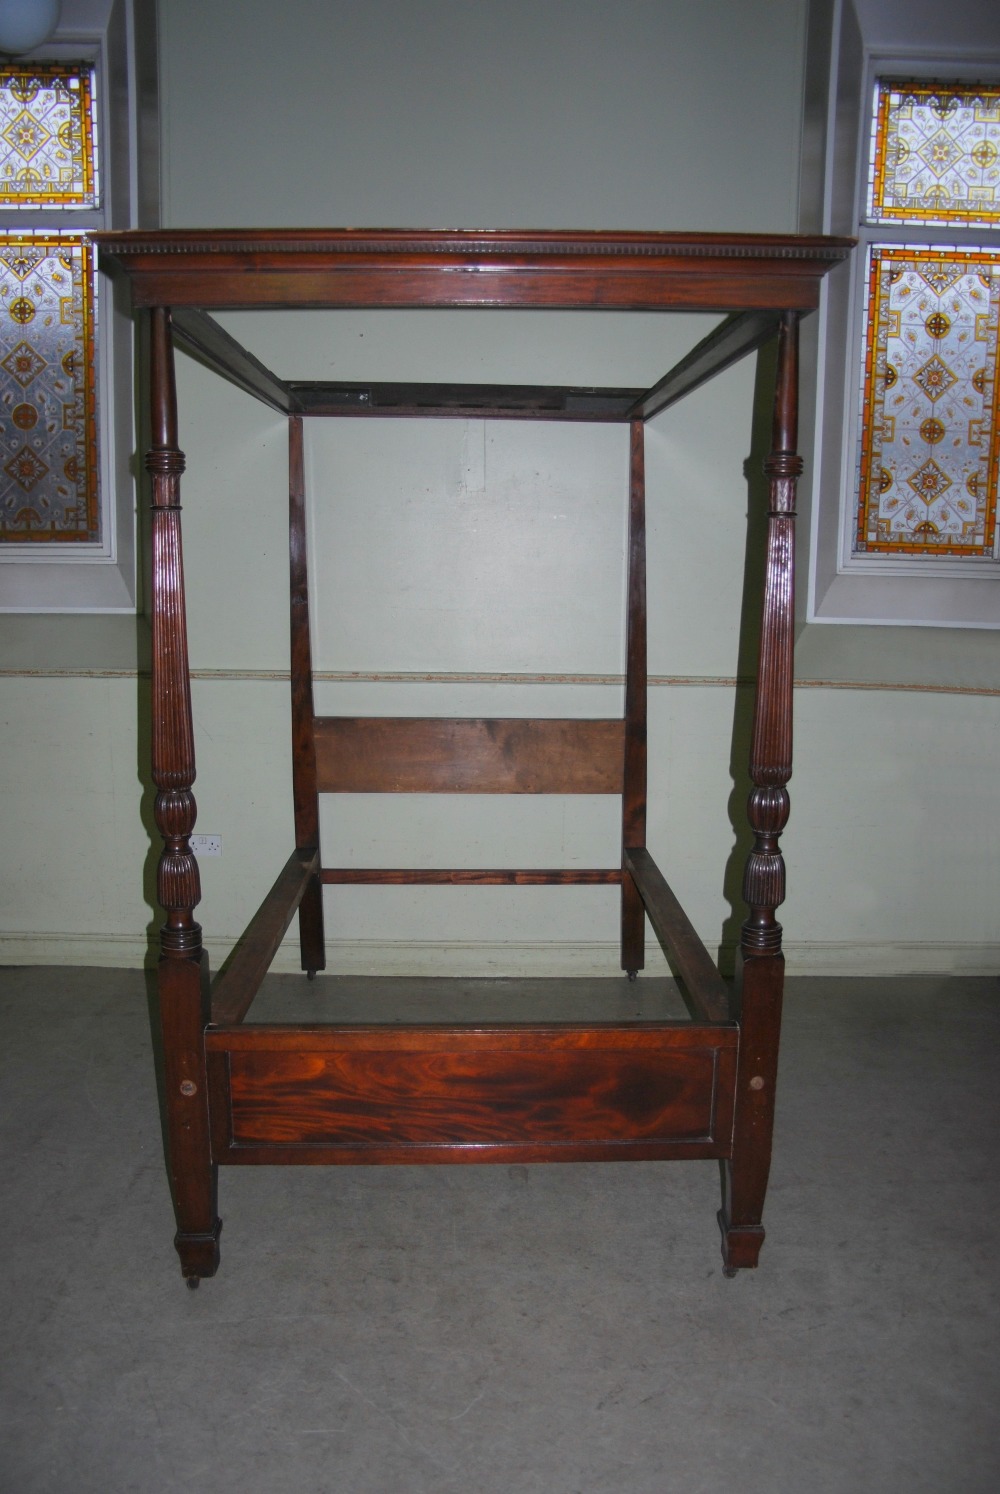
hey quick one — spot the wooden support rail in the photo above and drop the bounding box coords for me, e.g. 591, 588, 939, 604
624, 848, 731, 1024
321, 868, 623, 885
210, 848, 320, 1027
170, 307, 294, 414
314, 717, 625, 794
627, 309, 782, 423
288, 382, 646, 420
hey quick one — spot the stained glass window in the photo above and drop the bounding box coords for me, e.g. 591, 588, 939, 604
0, 233, 99, 542
0, 59, 101, 549
868, 81, 1000, 229
0, 64, 98, 209
854, 246, 1000, 557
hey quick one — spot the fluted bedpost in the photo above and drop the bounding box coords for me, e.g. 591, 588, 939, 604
147, 306, 220, 1283
720, 310, 800, 1274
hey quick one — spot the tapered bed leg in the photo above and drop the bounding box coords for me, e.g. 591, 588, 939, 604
720, 311, 799, 1275
148, 306, 221, 1284
159, 950, 221, 1282
719, 949, 784, 1272
621, 419, 647, 976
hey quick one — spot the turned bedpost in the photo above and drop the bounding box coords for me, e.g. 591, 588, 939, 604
146, 305, 220, 1283
720, 309, 800, 1274
148, 306, 201, 958
621, 419, 647, 976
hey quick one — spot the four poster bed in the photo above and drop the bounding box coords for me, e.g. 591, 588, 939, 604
94, 229, 852, 1283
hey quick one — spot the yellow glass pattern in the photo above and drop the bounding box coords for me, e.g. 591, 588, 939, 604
0, 64, 98, 209
0, 234, 99, 542
868, 80, 1000, 227
855, 247, 1000, 558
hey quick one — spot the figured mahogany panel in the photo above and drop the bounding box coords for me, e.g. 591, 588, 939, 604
208, 1023, 737, 1163
314, 717, 625, 794
627, 309, 783, 422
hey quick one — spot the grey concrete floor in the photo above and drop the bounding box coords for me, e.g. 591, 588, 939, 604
1, 966, 998, 1494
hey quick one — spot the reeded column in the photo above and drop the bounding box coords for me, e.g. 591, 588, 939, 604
721, 311, 800, 1274
147, 306, 220, 1284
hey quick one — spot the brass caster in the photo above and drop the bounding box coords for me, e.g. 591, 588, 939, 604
306, 969, 317, 982
185, 1276, 200, 1290
722, 1265, 738, 1279
627, 970, 638, 982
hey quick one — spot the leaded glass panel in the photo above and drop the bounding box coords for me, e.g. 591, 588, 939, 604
0, 64, 98, 210
868, 81, 1000, 227
0, 233, 99, 542
854, 246, 1000, 558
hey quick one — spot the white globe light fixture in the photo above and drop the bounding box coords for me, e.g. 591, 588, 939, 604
0, 0, 61, 55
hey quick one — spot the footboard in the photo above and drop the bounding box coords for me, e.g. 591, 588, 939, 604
205, 1023, 738, 1166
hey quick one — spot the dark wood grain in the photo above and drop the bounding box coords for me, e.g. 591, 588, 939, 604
624, 848, 730, 1024
229, 1048, 722, 1148
210, 848, 320, 1027
314, 717, 625, 794
206, 1022, 737, 1162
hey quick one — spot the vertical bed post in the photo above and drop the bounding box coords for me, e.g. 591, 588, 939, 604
146, 306, 221, 1284
621, 419, 647, 977
720, 310, 800, 1274
289, 414, 325, 974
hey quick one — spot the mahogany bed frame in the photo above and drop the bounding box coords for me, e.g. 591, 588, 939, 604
94, 229, 852, 1284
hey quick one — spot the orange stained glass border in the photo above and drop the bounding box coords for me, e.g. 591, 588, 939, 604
0, 63, 98, 208
855, 246, 1000, 558
868, 79, 1000, 227
0, 233, 100, 542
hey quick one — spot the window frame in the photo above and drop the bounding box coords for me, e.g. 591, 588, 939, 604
802, 3, 1000, 629
0, 1, 157, 614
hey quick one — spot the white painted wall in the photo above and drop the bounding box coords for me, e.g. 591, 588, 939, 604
1, 0, 997, 976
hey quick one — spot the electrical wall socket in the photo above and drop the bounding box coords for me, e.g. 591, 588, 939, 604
190, 834, 222, 857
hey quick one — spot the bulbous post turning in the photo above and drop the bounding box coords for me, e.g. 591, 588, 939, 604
145, 306, 219, 1282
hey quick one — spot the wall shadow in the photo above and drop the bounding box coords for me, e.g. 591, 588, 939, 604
717, 336, 778, 979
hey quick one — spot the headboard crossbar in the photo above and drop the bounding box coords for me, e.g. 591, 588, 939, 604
313, 716, 626, 795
